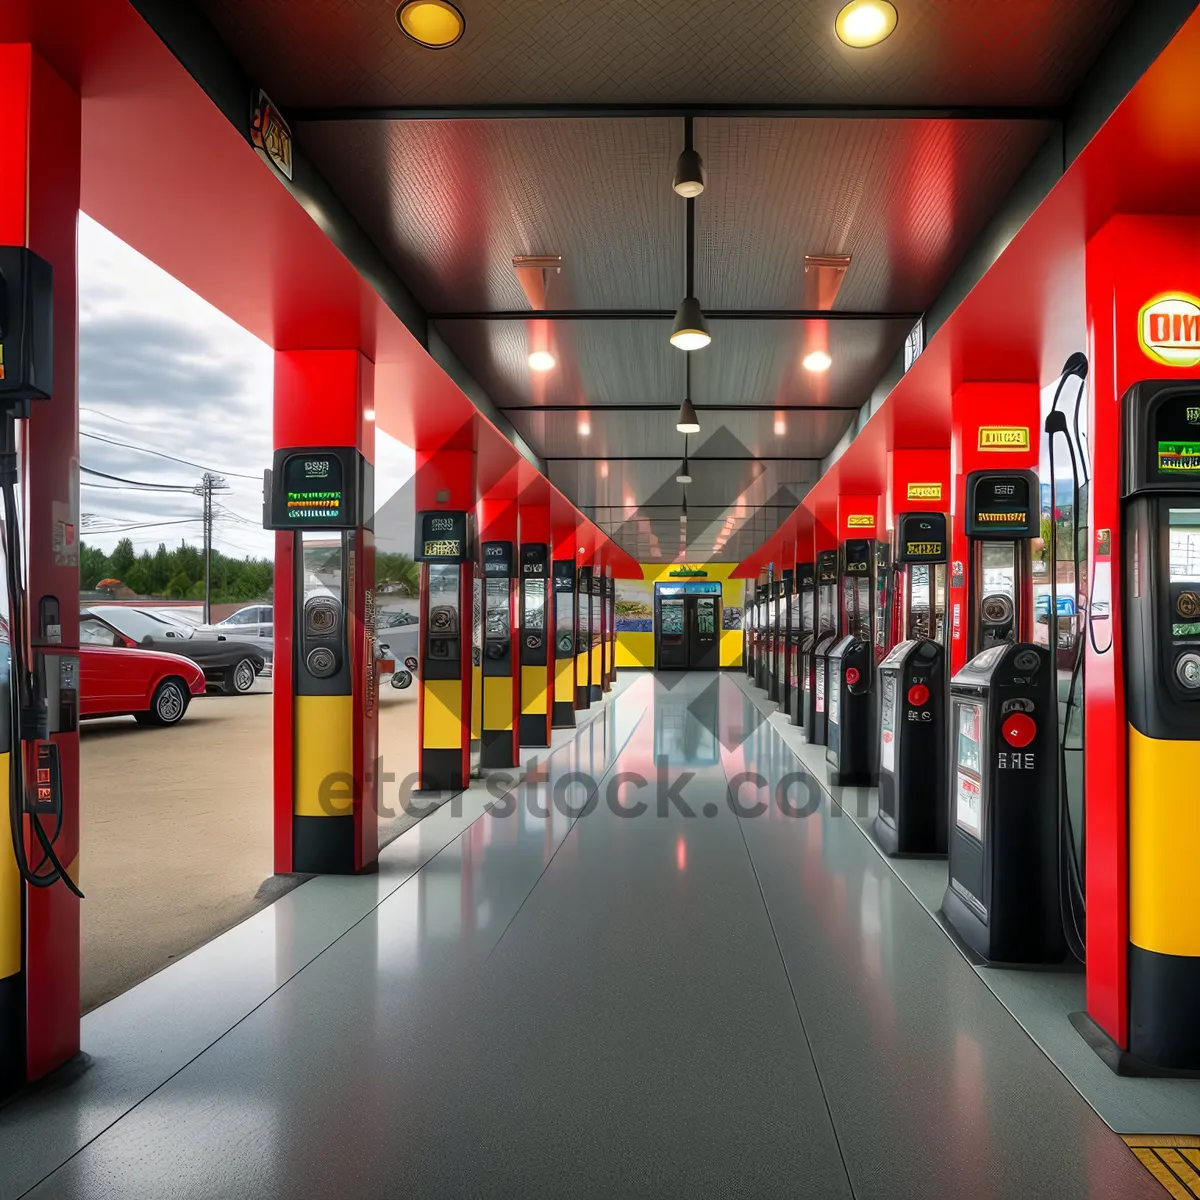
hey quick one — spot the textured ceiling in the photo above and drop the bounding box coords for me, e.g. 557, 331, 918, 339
198, 0, 1133, 109
188, 0, 1135, 559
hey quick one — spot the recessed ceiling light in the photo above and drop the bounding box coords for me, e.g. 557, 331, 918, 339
835, 0, 897, 49
803, 349, 833, 373
578, 419, 591, 437
396, 0, 465, 48
528, 350, 556, 372
774, 418, 786, 436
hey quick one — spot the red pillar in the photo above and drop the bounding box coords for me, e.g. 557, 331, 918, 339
479, 484, 520, 768
273, 350, 378, 874
0, 43, 81, 1095
948, 383, 1040, 675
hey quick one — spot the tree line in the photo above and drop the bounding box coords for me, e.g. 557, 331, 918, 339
80, 539, 420, 602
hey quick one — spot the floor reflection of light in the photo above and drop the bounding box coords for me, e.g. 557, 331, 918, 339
676, 836, 688, 872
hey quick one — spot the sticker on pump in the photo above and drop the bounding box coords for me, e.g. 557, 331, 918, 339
955, 772, 982, 840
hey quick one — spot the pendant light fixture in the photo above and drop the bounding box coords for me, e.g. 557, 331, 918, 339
676, 354, 700, 433
672, 116, 705, 198
670, 126, 711, 351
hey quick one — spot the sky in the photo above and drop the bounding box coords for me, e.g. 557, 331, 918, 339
78, 215, 415, 561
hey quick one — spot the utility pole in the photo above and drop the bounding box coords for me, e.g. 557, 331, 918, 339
194, 473, 229, 622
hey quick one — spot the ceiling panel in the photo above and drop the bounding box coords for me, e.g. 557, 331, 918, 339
200, 0, 1133, 109
434, 318, 912, 410
512, 407, 853, 461
697, 118, 1054, 311
300, 119, 683, 312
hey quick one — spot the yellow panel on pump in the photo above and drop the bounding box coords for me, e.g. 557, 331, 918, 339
471, 661, 482, 741
294, 696, 354, 818
1129, 726, 1200, 957
0, 754, 17, 982
484, 676, 513, 730
423, 678, 463, 749
555, 657, 574, 700
521, 666, 546, 714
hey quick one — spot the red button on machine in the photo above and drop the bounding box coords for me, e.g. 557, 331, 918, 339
845, 667, 860, 685
1002, 713, 1036, 748
907, 683, 929, 707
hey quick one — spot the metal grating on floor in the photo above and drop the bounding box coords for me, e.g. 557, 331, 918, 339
1124, 1137, 1200, 1197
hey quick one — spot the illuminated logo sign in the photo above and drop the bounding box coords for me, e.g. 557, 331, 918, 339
668, 566, 709, 578
975, 511, 1027, 524
905, 541, 944, 557
906, 482, 943, 501
1158, 442, 1200, 473
978, 427, 1029, 451
250, 89, 293, 181
1139, 294, 1200, 368
846, 515, 875, 529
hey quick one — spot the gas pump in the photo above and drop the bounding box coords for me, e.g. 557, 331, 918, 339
1118, 382, 1200, 1068
519, 544, 550, 745
576, 565, 592, 709
789, 563, 814, 727
551, 559, 575, 727
942, 469, 1064, 962
589, 570, 603, 702
826, 537, 877, 786
480, 541, 517, 768
804, 551, 839, 744
754, 582, 769, 691
0, 248, 84, 1099
875, 513, 950, 856
413, 509, 473, 793
768, 576, 785, 704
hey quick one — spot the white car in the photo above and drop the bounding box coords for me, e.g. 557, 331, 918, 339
198, 604, 273, 663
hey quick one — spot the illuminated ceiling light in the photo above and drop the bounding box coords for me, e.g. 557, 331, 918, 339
600, 461, 609, 478
803, 349, 833, 373
676, 396, 700, 435
671, 296, 711, 351
774, 417, 786, 436
578, 419, 591, 437
528, 349, 556, 372
672, 149, 705, 198
676, 458, 691, 484
364, 408, 376, 421
396, 0, 466, 47
834, 0, 898, 49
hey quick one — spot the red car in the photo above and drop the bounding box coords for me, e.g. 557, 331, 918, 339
79, 612, 207, 725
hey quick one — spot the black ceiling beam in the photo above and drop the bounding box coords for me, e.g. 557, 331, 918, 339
291, 103, 1060, 123
432, 309, 919, 321
500, 404, 860, 413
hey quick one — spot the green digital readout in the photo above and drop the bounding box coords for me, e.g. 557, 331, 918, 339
284, 455, 344, 520
1158, 442, 1200, 473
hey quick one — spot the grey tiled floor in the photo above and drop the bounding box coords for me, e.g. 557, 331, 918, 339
2, 673, 1163, 1197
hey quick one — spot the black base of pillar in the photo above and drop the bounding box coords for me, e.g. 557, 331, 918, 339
419, 749, 465, 795
481, 727, 516, 768
575, 687, 590, 708
519, 713, 549, 747
0, 971, 23, 1100
292, 815, 357, 874
590, 685, 601, 702
1129, 944, 1200, 1072
552, 701, 576, 728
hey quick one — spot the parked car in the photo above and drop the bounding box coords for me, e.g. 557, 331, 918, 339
78, 615, 207, 725
83, 606, 266, 695
198, 604, 273, 662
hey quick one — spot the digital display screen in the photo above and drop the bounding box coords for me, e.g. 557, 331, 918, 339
968, 475, 1032, 533
954, 700, 984, 841
285, 455, 344, 522
956, 701, 982, 774
896, 513, 948, 564
1170, 508, 1200, 638
1158, 442, 1200, 473
523, 580, 545, 631
417, 511, 468, 562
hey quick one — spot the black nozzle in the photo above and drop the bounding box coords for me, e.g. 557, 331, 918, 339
1061, 351, 1089, 381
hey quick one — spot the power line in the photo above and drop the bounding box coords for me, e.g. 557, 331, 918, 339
80, 517, 202, 534
80, 430, 260, 479
81, 465, 195, 491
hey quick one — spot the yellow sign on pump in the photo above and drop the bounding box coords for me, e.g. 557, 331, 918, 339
906, 482, 943, 501
978, 427, 1030, 451
846, 514, 875, 529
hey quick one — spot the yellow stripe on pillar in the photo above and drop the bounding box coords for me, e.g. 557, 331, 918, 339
555, 658, 574, 701
484, 676, 514, 730
0, 754, 17, 981
294, 696, 354, 818
521, 666, 546, 714
423, 679, 464, 749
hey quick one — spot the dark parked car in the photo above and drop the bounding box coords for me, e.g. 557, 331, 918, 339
83, 606, 266, 695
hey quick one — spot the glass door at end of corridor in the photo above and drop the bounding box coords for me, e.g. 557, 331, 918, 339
657, 595, 688, 668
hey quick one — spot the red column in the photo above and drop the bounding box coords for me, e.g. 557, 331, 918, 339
948, 383, 1040, 675
273, 350, 378, 874
0, 43, 81, 1094
479, 485, 519, 768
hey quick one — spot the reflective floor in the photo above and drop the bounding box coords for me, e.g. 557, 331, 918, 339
4, 673, 1163, 1197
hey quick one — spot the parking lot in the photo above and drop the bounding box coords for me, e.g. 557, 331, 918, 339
79, 678, 418, 1011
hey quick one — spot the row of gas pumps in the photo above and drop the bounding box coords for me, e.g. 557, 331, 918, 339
742, 343, 1200, 1075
